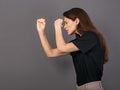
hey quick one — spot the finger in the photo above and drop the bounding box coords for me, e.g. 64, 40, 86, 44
37, 18, 46, 23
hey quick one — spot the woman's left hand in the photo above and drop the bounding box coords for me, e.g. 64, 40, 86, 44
54, 19, 63, 30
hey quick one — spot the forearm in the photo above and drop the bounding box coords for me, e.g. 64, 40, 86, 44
55, 28, 66, 50
38, 31, 53, 57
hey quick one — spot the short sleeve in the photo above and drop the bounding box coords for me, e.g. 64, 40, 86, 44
71, 32, 98, 53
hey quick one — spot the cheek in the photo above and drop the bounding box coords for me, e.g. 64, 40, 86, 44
68, 22, 76, 30
64, 23, 77, 31
70, 25, 77, 31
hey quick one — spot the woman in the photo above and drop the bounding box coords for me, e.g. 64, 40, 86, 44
36, 8, 109, 90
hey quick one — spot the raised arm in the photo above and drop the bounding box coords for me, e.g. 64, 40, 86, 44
54, 19, 79, 53
36, 18, 69, 57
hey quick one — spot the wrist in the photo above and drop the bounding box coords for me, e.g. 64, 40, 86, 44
38, 30, 45, 35
55, 27, 62, 31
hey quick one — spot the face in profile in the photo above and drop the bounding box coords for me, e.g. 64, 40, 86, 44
63, 17, 79, 35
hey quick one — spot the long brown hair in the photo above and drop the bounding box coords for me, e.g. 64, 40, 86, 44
63, 8, 109, 64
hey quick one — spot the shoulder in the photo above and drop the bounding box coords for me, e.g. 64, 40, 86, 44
83, 31, 99, 39
70, 31, 98, 42
84, 31, 97, 36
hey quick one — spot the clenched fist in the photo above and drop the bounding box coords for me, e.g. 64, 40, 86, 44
37, 18, 46, 32
54, 19, 63, 30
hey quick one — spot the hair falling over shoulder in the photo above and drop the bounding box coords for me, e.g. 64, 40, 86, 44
63, 8, 109, 64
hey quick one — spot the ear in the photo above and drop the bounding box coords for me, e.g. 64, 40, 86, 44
75, 18, 80, 25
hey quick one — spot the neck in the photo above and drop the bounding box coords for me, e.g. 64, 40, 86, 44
75, 30, 82, 36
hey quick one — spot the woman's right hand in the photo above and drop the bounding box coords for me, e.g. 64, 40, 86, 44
37, 18, 46, 32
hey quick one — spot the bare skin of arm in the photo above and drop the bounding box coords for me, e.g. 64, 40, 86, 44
54, 19, 79, 53
37, 18, 69, 58
37, 18, 79, 57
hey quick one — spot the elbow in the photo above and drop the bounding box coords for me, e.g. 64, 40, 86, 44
46, 54, 53, 58
46, 53, 55, 58
47, 55, 53, 58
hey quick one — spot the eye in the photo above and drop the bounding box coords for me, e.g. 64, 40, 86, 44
63, 22, 67, 26
64, 21, 67, 24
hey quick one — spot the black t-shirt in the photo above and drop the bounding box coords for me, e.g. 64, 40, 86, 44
70, 31, 104, 86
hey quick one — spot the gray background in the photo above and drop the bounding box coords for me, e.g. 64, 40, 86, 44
0, 0, 119, 90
